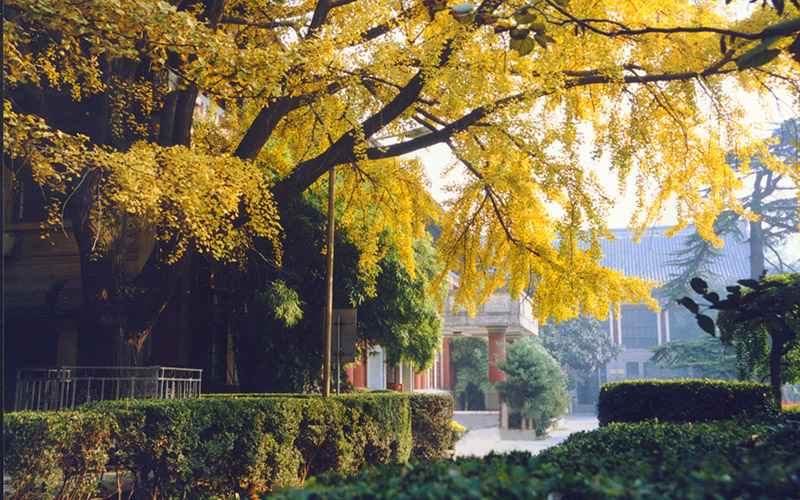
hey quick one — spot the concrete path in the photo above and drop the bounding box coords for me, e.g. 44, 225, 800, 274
453, 413, 599, 458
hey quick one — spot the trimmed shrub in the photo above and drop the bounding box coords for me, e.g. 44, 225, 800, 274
3, 392, 425, 499
496, 337, 569, 435
265, 419, 800, 500
407, 393, 455, 459
3, 411, 113, 500
89, 397, 306, 498
89, 392, 412, 497
597, 379, 775, 426
784, 403, 800, 421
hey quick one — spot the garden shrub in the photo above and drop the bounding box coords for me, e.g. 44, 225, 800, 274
90, 392, 412, 497
4, 392, 424, 499
597, 379, 775, 426
3, 410, 113, 500
265, 419, 800, 499
337, 393, 412, 466
92, 397, 306, 498
784, 402, 800, 421
496, 337, 569, 435
407, 393, 455, 459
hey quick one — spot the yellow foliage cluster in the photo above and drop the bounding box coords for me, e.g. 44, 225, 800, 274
3, 102, 281, 264
4, 0, 799, 323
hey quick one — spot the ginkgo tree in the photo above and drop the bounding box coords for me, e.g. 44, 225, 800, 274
4, 0, 800, 366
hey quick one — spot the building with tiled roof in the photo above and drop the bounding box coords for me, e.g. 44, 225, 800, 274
572, 225, 751, 412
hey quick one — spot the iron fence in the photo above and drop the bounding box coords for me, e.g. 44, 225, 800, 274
14, 366, 202, 411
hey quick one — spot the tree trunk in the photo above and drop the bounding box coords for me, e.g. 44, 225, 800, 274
749, 220, 765, 280
69, 172, 142, 366
769, 336, 784, 408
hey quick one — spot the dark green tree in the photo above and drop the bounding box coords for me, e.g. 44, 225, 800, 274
231, 192, 445, 392
539, 316, 621, 390
661, 119, 799, 305
679, 274, 800, 405
717, 274, 800, 395
229, 195, 364, 393
734, 119, 800, 278
649, 336, 737, 380
356, 238, 445, 370
659, 211, 744, 304
496, 337, 569, 435
449, 337, 490, 410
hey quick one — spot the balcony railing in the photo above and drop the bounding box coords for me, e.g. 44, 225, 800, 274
14, 366, 202, 411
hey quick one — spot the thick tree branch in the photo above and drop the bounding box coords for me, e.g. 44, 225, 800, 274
270, 38, 458, 202
220, 16, 297, 29
546, 0, 800, 41
364, 60, 738, 161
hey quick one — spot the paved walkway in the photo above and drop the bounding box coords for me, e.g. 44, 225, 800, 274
454, 413, 599, 457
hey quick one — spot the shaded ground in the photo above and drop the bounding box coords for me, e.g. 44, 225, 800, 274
454, 412, 599, 457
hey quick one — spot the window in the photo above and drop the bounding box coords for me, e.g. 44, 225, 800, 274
626, 362, 640, 379
14, 180, 49, 222
621, 308, 659, 348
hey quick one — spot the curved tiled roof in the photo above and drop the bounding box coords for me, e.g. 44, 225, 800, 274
599, 225, 751, 284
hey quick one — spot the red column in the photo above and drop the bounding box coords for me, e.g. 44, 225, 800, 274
347, 359, 366, 388
488, 330, 507, 383
441, 338, 451, 390
414, 372, 426, 390
354, 361, 366, 388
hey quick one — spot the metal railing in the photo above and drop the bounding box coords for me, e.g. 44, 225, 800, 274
14, 366, 203, 411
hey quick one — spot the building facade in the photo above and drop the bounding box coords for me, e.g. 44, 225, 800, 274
569, 226, 751, 412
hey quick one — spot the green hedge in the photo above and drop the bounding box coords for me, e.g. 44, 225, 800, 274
265, 418, 800, 499
784, 403, 800, 421
408, 393, 455, 459
3, 392, 453, 500
597, 379, 775, 426
3, 411, 114, 500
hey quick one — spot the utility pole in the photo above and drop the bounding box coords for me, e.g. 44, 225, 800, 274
323, 165, 335, 397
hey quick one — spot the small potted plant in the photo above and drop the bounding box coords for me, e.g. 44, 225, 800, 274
446, 420, 468, 459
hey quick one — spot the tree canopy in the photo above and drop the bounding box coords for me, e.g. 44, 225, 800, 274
680, 274, 800, 404
660, 118, 799, 304
539, 316, 621, 388
716, 273, 800, 390
4, 0, 800, 364
496, 336, 569, 434
449, 336, 491, 410
356, 238, 445, 370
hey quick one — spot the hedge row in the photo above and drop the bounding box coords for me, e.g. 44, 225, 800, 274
267, 418, 800, 499
597, 379, 775, 426
784, 403, 800, 421
3, 392, 454, 500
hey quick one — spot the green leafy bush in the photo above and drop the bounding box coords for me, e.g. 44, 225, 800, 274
597, 379, 775, 426
3, 392, 431, 499
90, 397, 305, 498
496, 337, 569, 435
407, 393, 455, 459
3, 411, 113, 500
265, 419, 800, 499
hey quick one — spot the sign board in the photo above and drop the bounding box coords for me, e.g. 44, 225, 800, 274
332, 309, 357, 364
